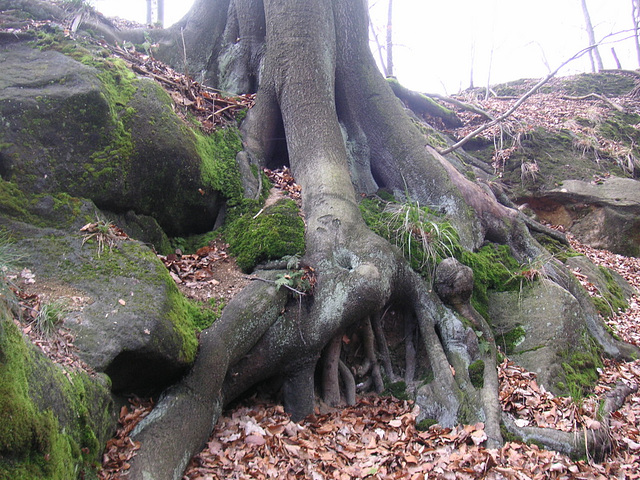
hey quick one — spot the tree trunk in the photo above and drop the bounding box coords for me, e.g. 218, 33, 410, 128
580, 0, 603, 72
632, 0, 640, 68
386, 0, 394, 77
125, 1, 638, 478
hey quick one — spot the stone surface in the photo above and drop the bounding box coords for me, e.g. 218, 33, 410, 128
0, 41, 223, 236
0, 192, 198, 395
488, 279, 584, 391
522, 176, 640, 257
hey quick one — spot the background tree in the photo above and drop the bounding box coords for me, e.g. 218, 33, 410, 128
580, 0, 603, 71
632, 0, 640, 67
123, 0, 637, 478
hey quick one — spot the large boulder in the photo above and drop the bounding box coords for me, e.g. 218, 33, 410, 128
0, 181, 200, 395
0, 300, 116, 479
522, 176, 640, 257
487, 279, 585, 392
0, 38, 230, 236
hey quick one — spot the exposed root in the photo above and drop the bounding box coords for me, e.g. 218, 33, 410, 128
404, 312, 417, 383
338, 359, 356, 405
502, 381, 637, 461
322, 334, 343, 407
355, 317, 384, 393
372, 311, 397, 382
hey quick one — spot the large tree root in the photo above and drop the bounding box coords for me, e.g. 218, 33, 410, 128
122, 1, 640, 478
127, 272, 288, 480
502, 381, 638, 461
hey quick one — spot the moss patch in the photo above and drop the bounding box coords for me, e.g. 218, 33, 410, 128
556, 332, 603, 401
468, 360, 485, 389
382, 380, 410, 401
591, 266, 629, 318
224, 199, 305, 272
458, 243, 523, 320
534, 234, 581, 263
416, 418, 438, 431
0, 178, 94, 230
495, 326, 526, 355
195, 127, 244, 205
0, 301, 111, 479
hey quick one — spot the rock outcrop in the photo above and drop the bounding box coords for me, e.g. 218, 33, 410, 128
0, 40, 229, 237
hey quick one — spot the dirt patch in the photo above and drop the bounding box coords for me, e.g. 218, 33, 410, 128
160, 238, 249, 305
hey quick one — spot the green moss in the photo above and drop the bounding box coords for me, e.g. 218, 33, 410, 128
0, 179, 38, 224
0, 180, 94, 230
495, 326, 526, 355
416, 418, 437, 431
534, 235, 581, 262
556, 332, 603, 402
165, 285, 199, 363
468, 360, 485, 389
597, 111, 640, 154
591, 266, 629, 318
500, 422, 521, 443
382, 380, 410, 401
560, 73, 636, 97
224, 199, 305, 272
170, 231, 220, 255
0, 302, 107, 479
459, 243, 522, 319
195, 127, 244, 205
182, 297, 225, 331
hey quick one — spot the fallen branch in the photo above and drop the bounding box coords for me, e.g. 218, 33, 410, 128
423, 92, 495, 121
561, 93, 626, 113
438, 43, 602, 156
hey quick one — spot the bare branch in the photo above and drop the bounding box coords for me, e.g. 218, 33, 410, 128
422, 92, 495, 121
438, 43, 602, 156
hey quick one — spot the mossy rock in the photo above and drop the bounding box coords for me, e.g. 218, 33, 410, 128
488, 279, 585, 393
225, 199, 305, 272
0, 300, 116, 479
0, 39, 233, 236
0, 186, 201, 395
458, 243, 522, 320
556, 332, 603, 400
566, 256, 633, 318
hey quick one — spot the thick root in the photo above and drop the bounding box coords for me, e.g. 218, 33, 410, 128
503, 381, 638, 461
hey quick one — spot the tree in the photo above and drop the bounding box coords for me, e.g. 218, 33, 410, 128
125, 1, 637, 478
632, 0, 640, 68
146, 0, 164, 27
580, 0, 603, 72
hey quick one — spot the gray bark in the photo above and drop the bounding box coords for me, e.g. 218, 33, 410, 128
123, 0, 638, 478
580, 0, 603, 72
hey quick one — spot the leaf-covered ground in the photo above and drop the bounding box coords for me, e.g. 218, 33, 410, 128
87, 234, 640, 480
177, 236, 640, 480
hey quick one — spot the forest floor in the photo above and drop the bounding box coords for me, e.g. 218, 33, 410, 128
86, 234, 640, 480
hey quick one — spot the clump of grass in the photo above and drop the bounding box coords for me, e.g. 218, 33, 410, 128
33, 300, 69, 338
359, 197, 460, 280
80, 216, 126, 256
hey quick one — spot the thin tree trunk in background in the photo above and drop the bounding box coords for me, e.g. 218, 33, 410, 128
369, 15, 389, 76
146, 0, 152, 25
386, 0, 394, 77
580, 0, 603, 71
632, 0, 640, 68
611, 47, 621, 69
157, 0, 165, 27
469, 42, 475, 89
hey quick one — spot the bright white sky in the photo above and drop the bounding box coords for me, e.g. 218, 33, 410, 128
92, 0, 638, 95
